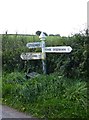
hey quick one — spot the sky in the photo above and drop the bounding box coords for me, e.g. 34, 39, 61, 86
0, 0, 88, 36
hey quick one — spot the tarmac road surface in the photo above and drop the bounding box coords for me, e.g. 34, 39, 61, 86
1, 104, 32, 119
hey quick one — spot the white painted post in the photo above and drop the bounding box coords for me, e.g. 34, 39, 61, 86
39, 32, 46, 74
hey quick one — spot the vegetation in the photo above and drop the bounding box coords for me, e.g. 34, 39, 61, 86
2, 31, 88, 119
2, 72, 87, 118
2, 33, 88, 78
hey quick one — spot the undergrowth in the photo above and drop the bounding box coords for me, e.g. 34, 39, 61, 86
2, 72, 88, 119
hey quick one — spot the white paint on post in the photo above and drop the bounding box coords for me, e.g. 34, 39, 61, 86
41, 40, 46, 59
39, 32, 46, 74
45, 46, 72, 53
26, 42, 42, 48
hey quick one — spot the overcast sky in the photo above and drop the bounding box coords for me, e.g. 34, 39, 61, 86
0, 0, 88, 36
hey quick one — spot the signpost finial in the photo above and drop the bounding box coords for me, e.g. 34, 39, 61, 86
39, 32, 46, 40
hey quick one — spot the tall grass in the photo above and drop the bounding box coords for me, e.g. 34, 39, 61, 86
2, 72, 87, 118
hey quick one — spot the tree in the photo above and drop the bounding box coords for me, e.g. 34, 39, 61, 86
36, 31, 41, 36
36, 31, 48, 36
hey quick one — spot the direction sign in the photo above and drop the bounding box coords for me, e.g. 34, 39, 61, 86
45, 46, 72, 53
26, 42, 41, 48
20, 53, 42, 60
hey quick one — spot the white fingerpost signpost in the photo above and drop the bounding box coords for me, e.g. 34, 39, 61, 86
20, 31, 73, 74
39, 32, 47, 74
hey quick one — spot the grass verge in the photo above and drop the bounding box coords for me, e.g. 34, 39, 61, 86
2, 72, 88, 119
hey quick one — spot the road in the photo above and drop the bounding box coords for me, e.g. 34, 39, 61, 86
0, 104, 32, 119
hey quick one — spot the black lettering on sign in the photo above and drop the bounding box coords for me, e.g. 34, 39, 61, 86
35, 44, 40, 46
29, 44, 33, 47
28, 54, 32, 58
53, 48, 66, 51
46, 49, 51, 51
61, 49, 66, 51
33, 55, 38, 57
28, 44, 39, 47
53, 48, 59, 51
39, 55, 41, 58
